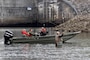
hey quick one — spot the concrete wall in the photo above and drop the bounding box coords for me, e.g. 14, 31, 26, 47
0, 0, 35, 25
0, 0, 62, 25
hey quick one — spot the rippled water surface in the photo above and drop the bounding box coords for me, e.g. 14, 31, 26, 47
0, 28, 90, 60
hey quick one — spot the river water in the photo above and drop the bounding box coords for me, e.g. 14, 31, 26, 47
0, 28, 90, 60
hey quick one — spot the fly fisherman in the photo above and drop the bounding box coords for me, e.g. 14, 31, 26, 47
55, 30, 63, 47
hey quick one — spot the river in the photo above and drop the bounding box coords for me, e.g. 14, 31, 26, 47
0, 28, 90, 60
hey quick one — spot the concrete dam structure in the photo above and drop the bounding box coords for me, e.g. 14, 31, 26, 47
0, 0, 78, 27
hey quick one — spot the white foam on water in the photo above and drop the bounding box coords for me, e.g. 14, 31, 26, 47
0, 38, 4, 44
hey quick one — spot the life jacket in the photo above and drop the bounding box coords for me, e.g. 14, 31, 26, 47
21, 29, 32, 37
28, 33, 33, 36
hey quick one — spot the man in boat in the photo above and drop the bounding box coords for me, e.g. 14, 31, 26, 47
21, 29, 32, 37
28, 29, 35, 36
40, 27, 48, 36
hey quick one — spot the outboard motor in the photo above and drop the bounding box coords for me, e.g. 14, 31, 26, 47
4, 30, 13, 45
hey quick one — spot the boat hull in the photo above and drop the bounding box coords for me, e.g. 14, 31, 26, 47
11, 31, 80, 44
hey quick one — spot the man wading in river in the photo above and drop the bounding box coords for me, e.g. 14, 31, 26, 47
55, 30, 63, 47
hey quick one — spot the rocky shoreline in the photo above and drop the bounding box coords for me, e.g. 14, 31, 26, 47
54, 14, 90, 32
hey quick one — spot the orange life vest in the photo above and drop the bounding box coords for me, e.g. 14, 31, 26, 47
21, 29, 32, 37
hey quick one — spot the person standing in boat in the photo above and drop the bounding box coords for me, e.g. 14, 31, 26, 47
40, 27, 48, 36
55, 30, 63, 47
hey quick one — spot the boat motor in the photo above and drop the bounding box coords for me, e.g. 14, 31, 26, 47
4, 30, 13, 45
